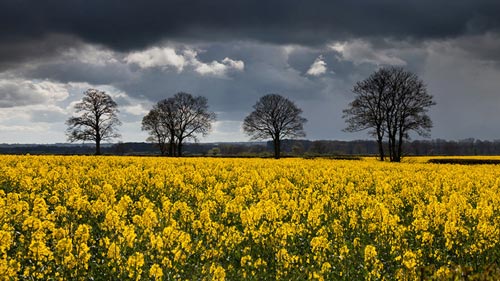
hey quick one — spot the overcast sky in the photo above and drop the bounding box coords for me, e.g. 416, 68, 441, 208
1, 0, 500, 143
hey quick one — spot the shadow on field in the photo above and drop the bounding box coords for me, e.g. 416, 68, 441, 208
428, 158, 500, 165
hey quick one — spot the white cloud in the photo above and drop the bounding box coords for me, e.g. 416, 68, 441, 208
0, 103, 68, 130
124, 46, 244, 77
306, 56, 327, 76
63, 44, 118, 66
64, 82, 153, 118
203, 120, 247, 142
0, 124, 49, 132
122, 104, 150, 116
124, 47, 187, 71
282, 45, 297, 56
330, 40, 407, 66
193, 57, 244, 77
30, 80, 69, 101
0, 78, 69, 108
222, 58, 245, 71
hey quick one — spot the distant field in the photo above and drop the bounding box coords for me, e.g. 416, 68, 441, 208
0, 155, 499, 279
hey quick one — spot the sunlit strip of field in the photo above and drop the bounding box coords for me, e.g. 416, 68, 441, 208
399, 155, 500, 163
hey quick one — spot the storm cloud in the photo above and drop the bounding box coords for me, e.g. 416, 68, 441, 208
0, 1, 500, 143
2, 1, 500, 50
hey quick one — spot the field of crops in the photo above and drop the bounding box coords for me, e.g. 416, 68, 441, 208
0, 155, 499, 279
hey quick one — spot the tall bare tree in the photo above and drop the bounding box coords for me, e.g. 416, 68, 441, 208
243, 94, 307, 159
66, 89, 121, 155
343, 68, 390, 161
385, 68, 435, 162
173, 92, 216, 157
157, 98, 178, 156
343, 67, 435, 162
141, 92, 216, 157
141, 106, 169, 155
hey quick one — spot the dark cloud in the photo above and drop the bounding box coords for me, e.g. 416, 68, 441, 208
1, 0, 499, 53
451, 33, 500, 62
24, 61, 136, 85
0, 34, 79, 71
91, 43, 325, 115
1, 1, 500, 143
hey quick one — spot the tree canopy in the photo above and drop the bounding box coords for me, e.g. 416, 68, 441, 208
66, 89, 121, 155
343, 67, 435, 162
243, 94, 307, 159
142, 92, 216, 156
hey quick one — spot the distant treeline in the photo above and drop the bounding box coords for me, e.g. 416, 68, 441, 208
2, 138, 500, 156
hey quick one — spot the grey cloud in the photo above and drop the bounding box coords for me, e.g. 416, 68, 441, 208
420, 44, 500, 140
3, 29, 500, 143
449, 33, 500, 63
29, 109, 67, 123
0, 82, 40, 107
0, 78, 69, 108
23, 61, 137, 85
12, 40, 380, 128
117, 44, 300, 102
1, 1, 499, 53
0, 34, 80, 71
286, 48, 324, 75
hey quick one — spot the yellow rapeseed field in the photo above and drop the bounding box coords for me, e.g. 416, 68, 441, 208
0, 155, 499, 279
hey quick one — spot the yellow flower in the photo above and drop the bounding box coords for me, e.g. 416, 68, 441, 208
55, 237, 72, 255
126, 252, 145, 279
107, 242, 121, 261
0, 230, 12, 255
209, 263, 226, 281
1, 155, 500, 279
74, 224, 91, 243
149, 263, 163, 280
402, 250, 417, 270
364, 245, 378, 263
321, 262, 332, 273
103, 210, 122, 231
29, 237, 53, 262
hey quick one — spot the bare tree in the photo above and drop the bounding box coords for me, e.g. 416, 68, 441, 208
243, 94, 307, 159
142, 105, 169, 155
172, 92, 216, 157
343, 67, 435, 162
343, 68, 390, 161
385, 68, 435, 162
157, 98, 178, 156
66, 89, 121, 155
142, 92, 216, 157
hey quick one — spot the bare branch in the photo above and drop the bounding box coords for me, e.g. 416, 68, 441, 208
342, 67, 435, 162
142, 92, 216, 156
243, 94, 307, 159
66, 88, 121, 155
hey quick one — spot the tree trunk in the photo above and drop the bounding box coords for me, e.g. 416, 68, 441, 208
391, 136, 398, 162
95, 140, 101, 155
169, 140, 175, 157
273, 138, 281, 159
169, 131, 176, 157
388, 135, 393, 161
159, 142, 166, 156
396, 131, 404, 163
377, 137, 384, 161
177, 140, 183, 157
393, 143, 401, 162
